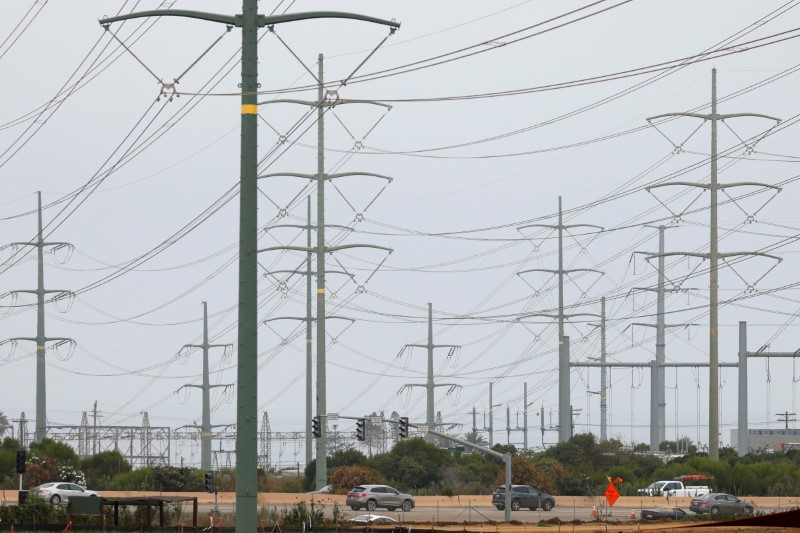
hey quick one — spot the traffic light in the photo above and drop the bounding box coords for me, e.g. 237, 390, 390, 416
15, 450, 26, 474
398, 417, 408, 440
204, 470, 214, 493
312, 416, 321, 438
356, 418, 366, 441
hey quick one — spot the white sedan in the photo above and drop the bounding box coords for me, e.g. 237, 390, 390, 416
33, 482, 100, 504
349, 515, 397, 524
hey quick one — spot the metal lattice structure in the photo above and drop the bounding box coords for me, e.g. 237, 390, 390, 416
45, 412, 170, 467
20, 409, 389, 469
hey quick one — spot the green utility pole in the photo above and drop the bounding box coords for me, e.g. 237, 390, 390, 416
99, 7, 398, 532
645, 68, 780, 460
179, 302, 232, 471
5, 191, 74, 443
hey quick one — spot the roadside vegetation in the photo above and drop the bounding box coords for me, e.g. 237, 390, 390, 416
2, 433, 800, 497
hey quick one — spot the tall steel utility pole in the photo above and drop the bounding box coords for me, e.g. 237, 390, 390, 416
99, 8, 398, 532
3, 191, 74, 442
262, 197, 316, 466
631, 226, 696, 450
403, 303, 460, 442
257, 55, 393, 490
179, 302, 232, 470
587, 297, 608, 441
518, 197, 603, 442
263, 198, 357, 466
646, 68, 780, 460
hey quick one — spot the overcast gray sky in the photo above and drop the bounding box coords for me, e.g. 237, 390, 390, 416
3, 0, 800, 467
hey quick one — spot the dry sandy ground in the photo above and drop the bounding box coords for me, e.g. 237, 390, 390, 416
2, 491, 799, 509
64, 492, 800, 510
2, 492, 798, 531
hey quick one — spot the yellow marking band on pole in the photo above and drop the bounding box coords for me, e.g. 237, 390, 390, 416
241, 104, 258, 115
37, 345, 45, 350
317, 288, 326, 294
710, 329, 718, 335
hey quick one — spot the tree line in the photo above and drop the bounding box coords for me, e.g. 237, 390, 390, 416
2, 433, 800, 496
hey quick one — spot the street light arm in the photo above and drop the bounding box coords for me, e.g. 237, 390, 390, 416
101, 10, 401, 31
648, 111, 780, 123
647, 112, 710, 121
263, 12, 399, 30
518, 223, 603, 233
646, 251, 781, 261
327, 243, 393, 253
406, 344, 460, 349
259, 243, 392, 255
647, 182, 710, 191
717, 182, 781, 191
717, 251, 782, 261
519, 267, 603, 276
258, 172, 316, 180
326, 171, 393, 183
258, 98, 392, 109
517, 312, 600, 321
265, 224, 352, 231
717, 112, 780, 122
100, 10, 239, 26
646, 252, 708, 260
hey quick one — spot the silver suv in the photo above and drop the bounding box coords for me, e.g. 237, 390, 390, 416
346, 484, 415, 512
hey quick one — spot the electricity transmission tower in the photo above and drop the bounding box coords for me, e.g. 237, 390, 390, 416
100, 7, 398, 530
475, 382, 502, 446
518, 196, 603, 442
645, 68, 781, 460
401, 303, 461, 443
262, 196, 356, 466
631, 226, 696, 450
178, 301, 232, 470
586, 297, 607, 441
257, 54, 393, 491
1, 191, 74, 442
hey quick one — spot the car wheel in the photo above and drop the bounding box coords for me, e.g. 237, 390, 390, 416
366, 500, 377, 512
386, 507, 396, 512
50, 495, 61, 504
710, 507, 719, 516
511, 500, 521, 511
402, 500, 413, 512
744, 507, 753, 516
542, 500, 553, 511
350, 505, 360, 511
495, 505, 504, 511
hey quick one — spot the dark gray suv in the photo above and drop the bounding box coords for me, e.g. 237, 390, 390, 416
492, 485, 555, 511
346, 484, 415, 512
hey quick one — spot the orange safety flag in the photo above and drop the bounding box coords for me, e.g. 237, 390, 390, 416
605, 481, 620, 507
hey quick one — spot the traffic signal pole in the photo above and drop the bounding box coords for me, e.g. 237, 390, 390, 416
98, 8, 398, 532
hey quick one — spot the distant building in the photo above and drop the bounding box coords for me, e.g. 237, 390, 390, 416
731, 429, 800, 453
